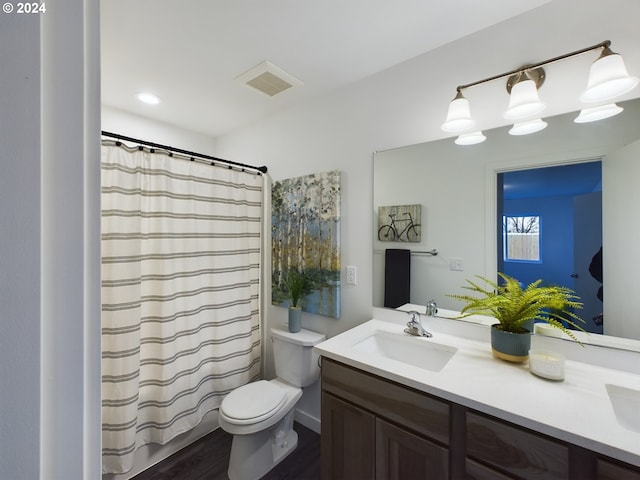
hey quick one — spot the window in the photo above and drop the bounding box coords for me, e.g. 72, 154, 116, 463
503, 215, 540, 262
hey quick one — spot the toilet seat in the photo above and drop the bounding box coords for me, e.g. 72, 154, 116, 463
220, 380, 287, 425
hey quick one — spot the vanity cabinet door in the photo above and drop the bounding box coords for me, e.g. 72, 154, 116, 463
321, 391, 375, 480
375, 418, 449, 480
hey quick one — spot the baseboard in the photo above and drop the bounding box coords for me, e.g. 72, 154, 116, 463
294, 408, 321, 434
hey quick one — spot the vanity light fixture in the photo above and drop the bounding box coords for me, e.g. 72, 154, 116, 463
441, 40, 637, 143
574, 103, 623, 123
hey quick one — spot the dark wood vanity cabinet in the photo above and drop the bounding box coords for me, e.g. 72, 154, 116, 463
320, 357, 640, 480
321, 357, 450, 479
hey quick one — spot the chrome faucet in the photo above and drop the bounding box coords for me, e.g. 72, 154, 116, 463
425, 299, 438, 317
404, 310, 432, 338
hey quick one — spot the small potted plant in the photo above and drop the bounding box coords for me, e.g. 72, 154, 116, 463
282, 268, 313, 332
448, 273, 585, 362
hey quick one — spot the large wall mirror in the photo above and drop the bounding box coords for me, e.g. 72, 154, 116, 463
373, 97, 640, 348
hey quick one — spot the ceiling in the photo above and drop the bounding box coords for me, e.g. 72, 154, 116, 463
100, 0, 550, 138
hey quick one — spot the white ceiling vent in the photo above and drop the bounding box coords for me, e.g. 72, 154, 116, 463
236, 61, 303, 97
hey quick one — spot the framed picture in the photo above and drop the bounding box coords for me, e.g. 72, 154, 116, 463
272, 170, 341, 319
378, 204, 422, 242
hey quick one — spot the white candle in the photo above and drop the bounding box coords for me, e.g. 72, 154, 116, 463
533, 323, 563, 338
529, 349, 566, 381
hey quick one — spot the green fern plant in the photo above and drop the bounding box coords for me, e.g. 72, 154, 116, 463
448, 272, 586, 343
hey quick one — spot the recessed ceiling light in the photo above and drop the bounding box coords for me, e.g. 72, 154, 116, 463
136, 92, 161, 105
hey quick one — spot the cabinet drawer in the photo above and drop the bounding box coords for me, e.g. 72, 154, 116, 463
596, 457, 640, 479
466, 411, 568, 479
322, 358, 449, 445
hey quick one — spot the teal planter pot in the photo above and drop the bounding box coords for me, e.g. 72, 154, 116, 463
288, 307, 302, 333
491, 324, 531, 363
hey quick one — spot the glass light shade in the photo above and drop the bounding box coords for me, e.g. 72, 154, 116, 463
441, 92, 475, 133
508, 118, 547, 136
574, 103, 623, 123
504, 79, 546, 120
455, 131, 486, 145
580, 52, 638, 102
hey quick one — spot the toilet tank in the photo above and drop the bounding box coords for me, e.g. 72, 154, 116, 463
271, 327, 326, 387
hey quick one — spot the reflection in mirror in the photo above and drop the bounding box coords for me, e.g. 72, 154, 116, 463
499, 162, 603, 334
373, 98, 640, 348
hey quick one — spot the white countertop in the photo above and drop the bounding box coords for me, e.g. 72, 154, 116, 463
315, 316, 640, 467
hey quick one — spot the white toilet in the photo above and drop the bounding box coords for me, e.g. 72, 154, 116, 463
219, 327, 326, 480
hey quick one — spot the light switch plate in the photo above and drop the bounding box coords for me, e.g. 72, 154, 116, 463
346, 266, 357, 285
449, 258, 464, 271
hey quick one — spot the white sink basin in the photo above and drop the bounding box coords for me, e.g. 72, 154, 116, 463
353, 330, 457, 372
606, 384, 640, 433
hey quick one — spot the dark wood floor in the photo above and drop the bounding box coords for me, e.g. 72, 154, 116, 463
131, 422, 320, 480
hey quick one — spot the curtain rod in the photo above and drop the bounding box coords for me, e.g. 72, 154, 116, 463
101, 131, 268, 174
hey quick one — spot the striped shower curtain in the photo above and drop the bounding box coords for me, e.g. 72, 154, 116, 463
101, 143, 263, 474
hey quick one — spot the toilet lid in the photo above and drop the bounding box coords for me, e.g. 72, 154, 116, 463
221, 380, 287, 422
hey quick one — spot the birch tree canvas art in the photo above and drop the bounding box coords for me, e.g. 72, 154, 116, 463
272, 170, 341, 319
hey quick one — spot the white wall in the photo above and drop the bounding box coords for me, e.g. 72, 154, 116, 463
1, 11, 42, 480
1, 1, 102, 478
214, 0, 640, 426
102, 106, 217, 154
41, 2, 102, 477
604, 138, 640, 340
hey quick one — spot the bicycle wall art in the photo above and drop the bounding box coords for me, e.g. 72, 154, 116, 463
378, 204, 422, 242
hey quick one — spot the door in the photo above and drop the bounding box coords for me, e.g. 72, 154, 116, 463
573, 192, 603, 333
321, 392, 375, 480
376, 418, 449, 479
